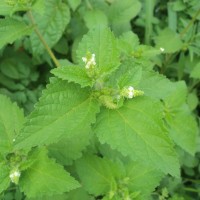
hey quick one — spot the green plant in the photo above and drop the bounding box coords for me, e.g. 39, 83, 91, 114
0, 0, 199, 199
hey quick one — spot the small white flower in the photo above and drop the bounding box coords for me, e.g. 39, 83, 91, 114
9, 169, 21, 183
128, 91, 134, 98
127, 86, 134, 98
121, 86, 135, 99
160, 47, 165, 52
128, 86, 134, 92
82, 53, 96, 69
82, 57, 87, 63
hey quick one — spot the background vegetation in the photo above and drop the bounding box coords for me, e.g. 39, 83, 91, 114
0, 0, 200, 199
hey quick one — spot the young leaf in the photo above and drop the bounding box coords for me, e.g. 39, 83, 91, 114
0, 18, 33, 49
75, 155, 116, 196
51, 66, 94, 88
14, 78, 100, 151
20, 148, 80, 198
0, 163, 10, 194
76, 28, 120, 76
30, 0, 70, 55
0, 94, 24, 155
155, 28, 183, 53
108, 59, 142, 88
94, 97, 179, 176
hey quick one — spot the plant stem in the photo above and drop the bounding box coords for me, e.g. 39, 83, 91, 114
180, 9, 200, 38
183, 187, 200, 193
145, 0, 154, 44
161, 9, 200, 73
27, 11, 60, 67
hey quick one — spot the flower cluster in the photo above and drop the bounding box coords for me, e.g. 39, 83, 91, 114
9, 168, 21, 184
121, 86, 144, 99
82, 53, 96, 69
127, 86, 134, 98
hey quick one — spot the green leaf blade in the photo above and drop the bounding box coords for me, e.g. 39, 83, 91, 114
155, 28, 183, 53
0, 163, 10, 193
163, 82, 198, 155
190, 62, 200, 79
51, 66, 93, 88
95, 97, 179, 176
0, 18, 33, 49
30, 0, 70, 55
0, 94, 24, 155
15, 79, 100, 150
20, 148, 80, 198
76, 28, 120, 76
126, 162, 163, 199
75, 155, 115, 196
108, 0, 141, 35
166, 105, 198, 155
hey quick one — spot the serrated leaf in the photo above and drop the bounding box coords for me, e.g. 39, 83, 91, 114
164, 81, 187, 109
138, 70, 175, 99
0, 163, 10, 193
30, 0, 70, 55
118, 31, 140, 54
76, 28, 120, 76
0, 94, 24, 155
190, 62, 200, 79
155, 28, 183, 53
14, 78, 100, 151
20, 148, 80, 198
126, 162, 163, 199
108, 0, 141, 34
94, 97, 179, 176
48, 129, 92, 165
75, 155, 116, 196
111, 59, 142, 88
163, 82, 198, 155
84, 9, 108, 29
0, 18, 33, 49
166, 105, 198, 155
51, 66, 93, 88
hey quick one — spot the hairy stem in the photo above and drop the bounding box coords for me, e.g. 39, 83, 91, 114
27, 11, 60, 67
